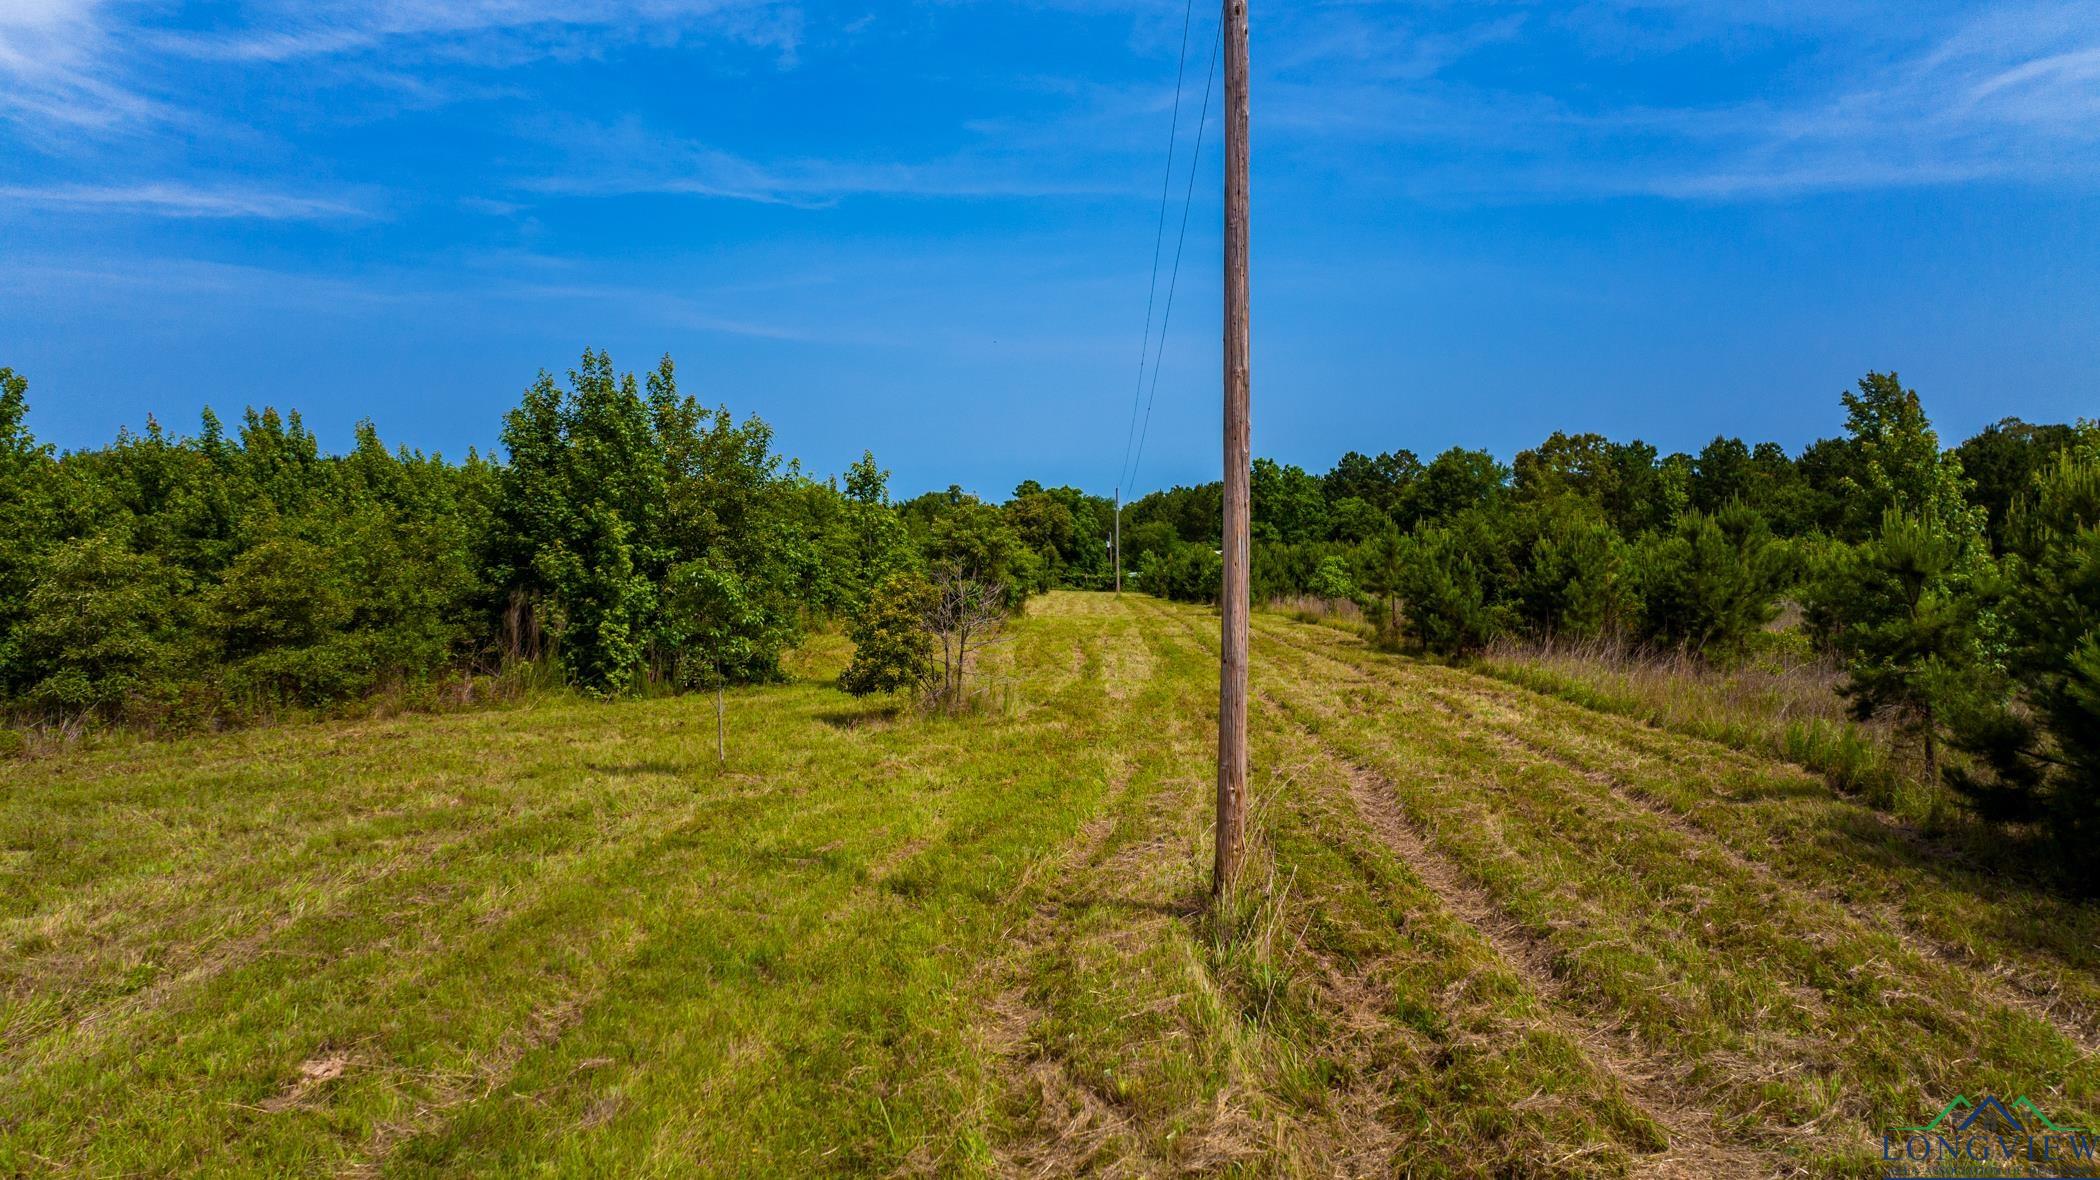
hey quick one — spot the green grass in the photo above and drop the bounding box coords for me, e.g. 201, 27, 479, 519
4, 593, 2096, 1177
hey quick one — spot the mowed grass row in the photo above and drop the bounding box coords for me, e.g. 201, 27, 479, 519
974, 606, 1673, 1175
1215, 602, 2100, 1177
3, 597, 1136, 1175
6, 593, 2096, 1176
1251, 613, 2100, 1043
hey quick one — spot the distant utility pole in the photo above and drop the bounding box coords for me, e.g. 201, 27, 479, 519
1214, 0, 1251, 900
1114, 487, 1123, 595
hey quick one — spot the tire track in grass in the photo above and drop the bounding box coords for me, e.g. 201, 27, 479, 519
1446, 704, 2100, 1063
962, 599, 1143, 1142
961, 596, 1293, 1175
1242, 644, 1864, 1170
1244, 607, 2099, 1170
1320, 740, 1770, 1179
1254, 613, 2100, 1057
983, 596, 1456, 1176
10, 779, 856, 1176
978, 772, 1171, 1179
1142, 599, 1771, 1175
1263, 616, 2100, 1059
6, 684, 940, 1176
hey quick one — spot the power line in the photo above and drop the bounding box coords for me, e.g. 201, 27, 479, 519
1119, 0, 1200, 498
1127, 18, 1223, 498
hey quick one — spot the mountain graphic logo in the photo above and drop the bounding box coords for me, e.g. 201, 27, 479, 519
1903, 1094, 2089, 1135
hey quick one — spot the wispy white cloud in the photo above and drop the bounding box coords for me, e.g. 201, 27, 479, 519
520, 117, 1133, 206
0, 0, 804, 144
5, 0, 2098, 234
4, 251, 838, 345
152, 0, 804, 65
0, 182, 375, 219
1266, 0, 2100, 200
0, 0, 171, 136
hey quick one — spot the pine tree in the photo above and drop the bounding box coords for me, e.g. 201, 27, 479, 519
1816, 373, 1995, 784
1959, 428, 2100, 889
1630, 506, 1789, 660
1835, 510, 1995, 783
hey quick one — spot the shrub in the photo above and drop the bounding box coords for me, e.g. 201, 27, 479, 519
840, 572, 937, 699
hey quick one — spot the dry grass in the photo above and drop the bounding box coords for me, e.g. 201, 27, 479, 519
1475, 635, 1947, 825
1267, 594, 1369, 634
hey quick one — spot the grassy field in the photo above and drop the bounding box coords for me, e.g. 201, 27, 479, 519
4, 593, 2097, 1177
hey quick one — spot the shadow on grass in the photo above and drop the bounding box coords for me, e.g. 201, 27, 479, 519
584, 760, 694, 779
1817, 807, 2099, 965
815, 705, 904, 731
1058, 890, 1207, 922
1718, 773, 1835, 806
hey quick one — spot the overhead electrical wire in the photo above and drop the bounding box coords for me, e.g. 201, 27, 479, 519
1118, 0, 1201, 500
1125, 20, 1222, 498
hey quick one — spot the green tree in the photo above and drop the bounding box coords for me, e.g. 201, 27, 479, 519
1137, 540, 1221, 604
1837, 372, 1984, 541
19, 534, 184, 718
1514, 504, 1628, 642
496, 351, 800, 695
534, 506, 656, 696
1322, 450, 1418, 515
928, 501, 1037, 602
0, 368, 55, 693
1514, 431, 1618, 507
1956, 432, 2100, 889
1400, 448, 1508, 529
840, 572, 938, 699
1309, 555, 1356, 601
1007, 490, 1079, 588
1352, 524, 1408, 649
1325, 497, 1387, 545
843, 451, 910, 603
1251, 459, 1329, 545
211, 535, 363, 705
1956, 418, 2080, 551
1805, 374, 1995, 783
1690, 437, 1754, 515
1831, 511, 1997, 784
661, 555, 795, 757
1631, 507, 1790, 659
1399, 520, 1509, 657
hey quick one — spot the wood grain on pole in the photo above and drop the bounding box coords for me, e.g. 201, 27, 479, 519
1215, 0, 1252, 899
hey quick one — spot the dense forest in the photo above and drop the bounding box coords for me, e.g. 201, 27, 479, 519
1, 357, 2095, 888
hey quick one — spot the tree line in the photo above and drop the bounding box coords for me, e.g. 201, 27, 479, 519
1127, 373, 2098, 890
0, 352, 1108, 731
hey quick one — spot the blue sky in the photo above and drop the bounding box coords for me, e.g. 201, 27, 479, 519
3, 1, 2097, 498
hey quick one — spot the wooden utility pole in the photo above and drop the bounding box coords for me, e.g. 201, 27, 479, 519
1114, 488, 1123, 594
1214, 0, 1251, 900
